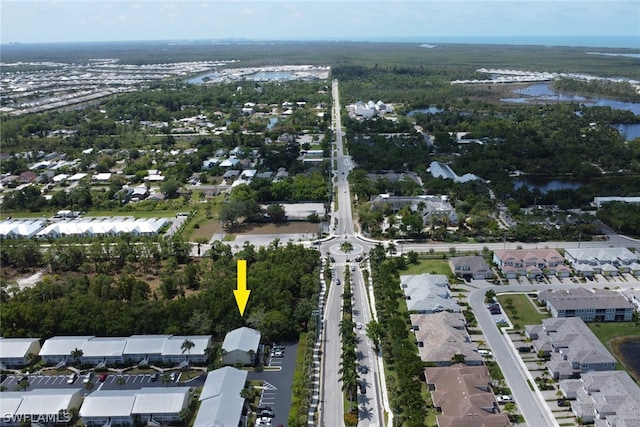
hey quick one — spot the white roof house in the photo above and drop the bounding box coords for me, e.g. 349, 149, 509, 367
0, 220, 45, 239
194, 367, 248, 427
2, 389, 82, 421
81, 337, 127, 363
80, 391, 136, 420
131, 387, 191, 422
0, 338, 41, 367
161, 335, 212, 363
39, 336, 94, 363
222, 327, 261, 366
400, 274, 460, 313
123, 335, 172, 362
36, 218, 167, 239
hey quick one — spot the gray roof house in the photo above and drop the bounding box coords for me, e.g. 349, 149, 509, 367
538, 288, 635, 322
449, 256, 493, 280
194, 367, 249, 427
525, 318, 616, 379
0, 338, 41, 368
400, 274, 460, 314
565, 247, 640, 277
410, 313, 482, 366
222, 327, 261, 366
560, 370, 640, 426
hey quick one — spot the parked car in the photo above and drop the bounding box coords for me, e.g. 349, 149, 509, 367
356, 322, 363, 329
82, 373, 93, 384
495, 317, 506, 324
66, 373, 77, 384
170, 372, 179, 382
497, 395, 514, 404
98, 373, 108, 382
150, 373, 159, 382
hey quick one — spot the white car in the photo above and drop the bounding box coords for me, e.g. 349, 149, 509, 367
66, 373, 77, 384
496, 395, 514, 404
356, 322, 363, 329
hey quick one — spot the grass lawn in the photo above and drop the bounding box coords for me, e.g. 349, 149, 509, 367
496, 293, 550, 328
399, 259, 453, 277
189, 216, 222, 241
588, 321, 640, 378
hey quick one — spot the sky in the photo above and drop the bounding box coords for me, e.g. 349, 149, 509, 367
1, 0, 639, 45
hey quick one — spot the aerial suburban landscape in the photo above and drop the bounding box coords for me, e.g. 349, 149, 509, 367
1, 10, 640, 427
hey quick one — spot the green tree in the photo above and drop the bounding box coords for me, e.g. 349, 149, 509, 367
181, 339, 195, 364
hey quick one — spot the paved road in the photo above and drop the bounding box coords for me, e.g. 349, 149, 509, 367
468, 279, 640, 427
319, 80, 383, 427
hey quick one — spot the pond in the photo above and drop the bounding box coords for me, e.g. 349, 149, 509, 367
612, 123, 640, 141
513, 177, 588, 193
407, 107, 443, 116
502, 83, 640, 115
612, 336, 640, 381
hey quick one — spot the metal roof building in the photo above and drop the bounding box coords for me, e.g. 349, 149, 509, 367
0, 220, 45, 239
1, 389, 82, 426
194, 367, 249, 427
0, 337, 41, 368
222, 327, 261, 366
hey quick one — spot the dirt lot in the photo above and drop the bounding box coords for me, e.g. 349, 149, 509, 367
233, 221, 320, 235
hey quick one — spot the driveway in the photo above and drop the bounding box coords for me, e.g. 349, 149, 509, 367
248, 342, 298, 427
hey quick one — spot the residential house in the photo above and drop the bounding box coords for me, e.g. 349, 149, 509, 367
122, 335, 171, 365
1, 389, 82, 427
560, 370, 640, 425
537, 288, 635, 322
160, 335, 212, 365
411, 313, 482, 366
80, 387, 190, 427
0, 338, 41, 368
0, 220, 45, 239
400, 274, 460, 314
424, 365, 510, 427
564, 247, 640, 277
493, 249, 571, 279
222, 327, 261, 366
194, 367, 250, 427
449, 256, 493, 280
525, 318, 616, 379
19, 171, 37, 183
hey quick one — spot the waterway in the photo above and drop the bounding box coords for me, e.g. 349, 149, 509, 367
502, 83, 640, 115
513, 177, 587, 193
610, 336, 640, 381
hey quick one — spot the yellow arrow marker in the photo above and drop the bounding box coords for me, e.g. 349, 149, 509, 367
234, 260, 251, 316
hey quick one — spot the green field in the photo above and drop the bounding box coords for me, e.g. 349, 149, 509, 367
496, 293, 550, 328
400, 259, 453, 277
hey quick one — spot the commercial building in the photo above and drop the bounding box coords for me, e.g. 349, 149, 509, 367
537, 288, 635, 322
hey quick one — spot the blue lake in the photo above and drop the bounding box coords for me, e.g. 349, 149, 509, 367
514, 177, 587, 193
502, 83, 640, 115
407, 107, 443, 116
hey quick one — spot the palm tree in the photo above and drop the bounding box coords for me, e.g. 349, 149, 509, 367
340, 368, 359, 411
181, 339, 195, 364
70, 348, 83, 365
179, 408, 190, 426
161, 373, 171, 387
503, 402, 517, 421
116, 376, 126, 389
84, 380, 95, 393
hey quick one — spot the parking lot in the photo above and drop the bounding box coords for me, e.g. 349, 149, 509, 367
0, 371, 198, 392
248, 343, 298, 427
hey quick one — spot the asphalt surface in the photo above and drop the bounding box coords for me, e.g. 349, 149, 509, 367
247, 343, 298, 427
